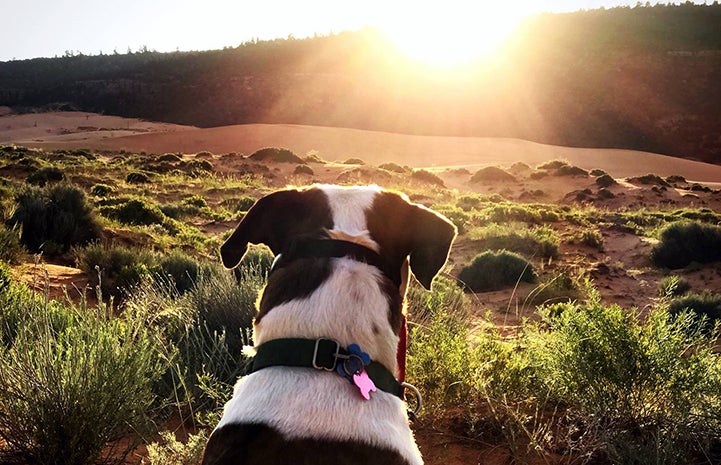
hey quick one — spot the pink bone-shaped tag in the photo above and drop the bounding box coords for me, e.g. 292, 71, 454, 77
352, 370, 377, 400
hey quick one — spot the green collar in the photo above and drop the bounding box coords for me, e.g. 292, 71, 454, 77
248, 338, 405, 399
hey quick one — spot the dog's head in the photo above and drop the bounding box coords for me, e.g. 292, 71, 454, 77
221, 184, 456, 291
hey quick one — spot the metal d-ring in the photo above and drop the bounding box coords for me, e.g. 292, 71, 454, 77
401, 382, 423, 417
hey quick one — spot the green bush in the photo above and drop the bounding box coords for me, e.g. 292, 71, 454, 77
410, 169, 445, 187
595, 173, 617, 188
26, 166, 65, 186
458, 250, 536, 292
470, 166, 516, 183
537, 159, 569, 170
650, 221, 721, 269
159, 153, 183, 162
99, 197, 167, 226
658, 275, 691, 298
576, 228, 604, 249
471, 223, 559, 259
249, 147, 304, 163
183, 159, 213, 175
532, 299, 721, 463
378, 162, 408, 173
554, 165, 588, 176
124, 262, 263, 411
342, 157, 366, 165
0, 296, 168, 465
90, 183, 114, 196
126, 171, 151, 184
668, 292, 721, 331
294, 164, 314, 175
0, 226, 25, 264
8, 183, 102, 254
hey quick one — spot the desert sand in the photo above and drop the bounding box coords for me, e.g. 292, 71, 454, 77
3, 110, 721, 183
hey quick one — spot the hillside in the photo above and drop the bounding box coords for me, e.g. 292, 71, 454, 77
1, 4, 721, 163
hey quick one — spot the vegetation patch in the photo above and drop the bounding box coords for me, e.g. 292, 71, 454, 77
7, 183, 102, 254
248, 147, 304, 164
470, 166, 516, 183
410, 169, 445, 187
650, 220, 721, 269
458, 250, 536, 292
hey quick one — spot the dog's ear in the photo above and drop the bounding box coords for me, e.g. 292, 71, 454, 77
367, 193, 457, 290
220, 188, 332, 269
406, 204, 457, 289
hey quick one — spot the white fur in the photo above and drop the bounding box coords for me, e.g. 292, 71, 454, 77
215, 185, 422, 464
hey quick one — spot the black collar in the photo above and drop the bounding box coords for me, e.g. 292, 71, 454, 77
269, 238, 401, 287
248, 338, 405, 399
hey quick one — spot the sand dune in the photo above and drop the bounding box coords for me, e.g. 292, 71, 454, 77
3, 111, 721, 183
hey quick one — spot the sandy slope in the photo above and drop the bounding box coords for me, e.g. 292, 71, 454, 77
3, 111, 721, 183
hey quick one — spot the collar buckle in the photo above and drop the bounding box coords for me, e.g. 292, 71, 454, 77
312, 338, 342, 371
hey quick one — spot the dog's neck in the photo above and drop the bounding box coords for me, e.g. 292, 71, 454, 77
252, 235, 406, 377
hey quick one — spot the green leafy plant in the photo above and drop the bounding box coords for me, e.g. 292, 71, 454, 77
458, 250, 536, 292
8, 183, 102, 254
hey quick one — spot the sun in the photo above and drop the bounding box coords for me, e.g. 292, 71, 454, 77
379, 4, 525, 67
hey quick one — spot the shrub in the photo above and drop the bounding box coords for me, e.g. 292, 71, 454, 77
650, 221, 721, 269
537, 159, 569, 170
126, 171, 151, 184
8, 183, 102, 254
195, 151, 214, 159
410, 169, 445, 187
99, 197, 167, 226
249, 147, 304, 164
378, 162, 407, 173
595, 174, 616, 188
124, 262, 263, 410
304, 151, 326, 164
658, 275, 691, 298
145, 431, 209, 465
630, 174, 670, 187
74, 243, 157, 296
0, 297, 168, 465
90, 183, 114, 196
0, 226, 25, 264
159, 153, 183, 162
576, 228, 604, 249
471, 223, 559, 259
293, 164, 314, 175
525, 271, 584, 307
668, 292, 721, 330
458, 250, 536, 292
183, 159, 213, 175
532, 300, 721, 463
406, 278, 474, 411
183, 195, 208, 209
234, 196, 257, 213
554, 165, 588, 176
342, 157, 366, 165
590, 169, 607, 177
666, 175, 686, 184
470, 166, 516, 183
158, 250, 203, 294
26, 167, 65, 186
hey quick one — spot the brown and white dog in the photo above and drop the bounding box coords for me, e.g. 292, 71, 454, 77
201, 184, 456, 465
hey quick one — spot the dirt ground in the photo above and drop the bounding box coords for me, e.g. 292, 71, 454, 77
3, 110, 721, 464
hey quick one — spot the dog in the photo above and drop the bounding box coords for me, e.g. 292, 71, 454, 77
201, 184, 456, 465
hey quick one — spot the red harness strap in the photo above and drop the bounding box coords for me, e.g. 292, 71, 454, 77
396, 314, 407, 384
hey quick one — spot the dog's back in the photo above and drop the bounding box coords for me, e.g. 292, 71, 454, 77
202, 185, 456, 465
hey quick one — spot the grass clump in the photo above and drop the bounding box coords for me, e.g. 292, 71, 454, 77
668, 292, 721, 331
0, 226, 25, 264
8, 183, 102, 254
26, 166, 65, 186
410, 169, 445, 187
470, 166, 516, 183
658, 275, 691, 298
650, 221, 721, 269
595, 173, 616, 188
470, 223, 559, 259
126, 171, 152, 184
458, 250, 536, 292
0, 289, 168, 465
99, 197, 167, 227
554, 164, 588, 176
249, 147, 304, 164
532, 297, 721, 463
378, 162, 408, 173
293, 164, 314, 175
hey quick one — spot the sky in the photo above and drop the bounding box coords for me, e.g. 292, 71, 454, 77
0, 0, 694, 62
